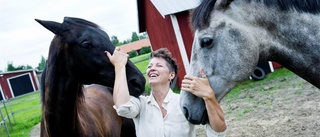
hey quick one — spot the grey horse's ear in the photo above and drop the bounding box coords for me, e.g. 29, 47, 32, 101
35, 19, 62, 35
215, 0, 233, 10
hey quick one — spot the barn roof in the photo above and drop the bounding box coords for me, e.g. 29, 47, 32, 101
0, 69, 37, 75
119, 38, 151, 53
150, 0, 200, 17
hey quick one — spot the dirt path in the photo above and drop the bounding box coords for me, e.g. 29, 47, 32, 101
30, 74, 319, 137
217, 74, 319, 137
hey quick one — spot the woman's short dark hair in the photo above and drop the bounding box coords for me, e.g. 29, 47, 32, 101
150, 48, 178, 75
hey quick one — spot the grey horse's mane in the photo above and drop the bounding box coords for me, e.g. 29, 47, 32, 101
191, 0, 320, 30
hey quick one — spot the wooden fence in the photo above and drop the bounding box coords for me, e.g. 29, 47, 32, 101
0, 98, 15, 137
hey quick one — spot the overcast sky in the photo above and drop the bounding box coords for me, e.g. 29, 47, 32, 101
0, 0, 140, 71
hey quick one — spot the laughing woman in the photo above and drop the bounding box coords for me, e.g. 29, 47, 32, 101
106, 48, 226, 137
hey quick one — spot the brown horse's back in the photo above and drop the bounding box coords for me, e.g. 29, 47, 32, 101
77, 84, 136, 137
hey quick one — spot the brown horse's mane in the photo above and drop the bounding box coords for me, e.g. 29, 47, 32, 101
77, 85, 122, 137
64, 17, 101, 29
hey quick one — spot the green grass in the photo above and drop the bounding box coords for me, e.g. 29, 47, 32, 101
224, 68, 294, 102
134, 60, 149, 75
0, 91, 41, 137
219, 68, 297, 120
129, 53, 150, 63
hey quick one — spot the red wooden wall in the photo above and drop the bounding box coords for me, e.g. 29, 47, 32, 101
139, 0, 196, 88
175, 11, 194, 60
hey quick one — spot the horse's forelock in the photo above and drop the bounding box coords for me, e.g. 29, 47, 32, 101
251, 0, 320, 14
191, 0, 217, 31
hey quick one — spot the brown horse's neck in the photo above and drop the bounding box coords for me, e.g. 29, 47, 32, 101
42, 65, 83, 136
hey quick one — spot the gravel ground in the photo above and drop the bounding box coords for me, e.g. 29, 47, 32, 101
196, 73, 319, 137
30, 74, 319, 137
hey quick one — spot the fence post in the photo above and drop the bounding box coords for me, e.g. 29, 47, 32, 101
1, 100, 11, 137
6, 98, 16, 123
2, 98, 13, 130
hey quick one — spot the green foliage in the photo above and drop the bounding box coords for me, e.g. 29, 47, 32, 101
111, 35, 120, 46
140, 46, 152, 54
7, 61, 15, 71
139, 32, 148, 39
131, 32, 139, 42
26, 65, 33, 69
121, 39, 131, 45
110, 32, 148, 47
128, 50, 138, 58
36, 56, 46, 70
6, 62, 33, 71
144, 84, 151, 95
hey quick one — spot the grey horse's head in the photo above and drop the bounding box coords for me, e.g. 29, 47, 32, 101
180, 0, 260, 124
181, 0, 320, 125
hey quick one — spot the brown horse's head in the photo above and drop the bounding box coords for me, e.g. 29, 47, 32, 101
36, 17, 145, 97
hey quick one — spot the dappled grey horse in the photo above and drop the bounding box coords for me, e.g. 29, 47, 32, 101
181, 0, 320, 124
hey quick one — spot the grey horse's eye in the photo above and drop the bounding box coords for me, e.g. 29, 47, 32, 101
200, 37, 213, 48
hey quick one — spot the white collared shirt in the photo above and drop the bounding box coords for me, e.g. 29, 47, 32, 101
114, 89, 226, 137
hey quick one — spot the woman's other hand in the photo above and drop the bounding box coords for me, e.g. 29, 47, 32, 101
181, 69, 215, 100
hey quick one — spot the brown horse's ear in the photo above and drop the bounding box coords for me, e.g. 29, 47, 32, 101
35, 19, 62, 35
215, 0, 233, 10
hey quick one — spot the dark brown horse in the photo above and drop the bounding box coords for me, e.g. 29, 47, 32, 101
36, 17, 146, 137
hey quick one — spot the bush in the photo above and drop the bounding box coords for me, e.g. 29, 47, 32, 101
140, 46, 152, 54
128, 50, 138, 58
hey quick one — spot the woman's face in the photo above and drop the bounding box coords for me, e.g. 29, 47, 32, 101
146, 57, 173, 87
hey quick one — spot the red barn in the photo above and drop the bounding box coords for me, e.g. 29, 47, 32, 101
137, 0, 199, 87
0, 69, 40, 100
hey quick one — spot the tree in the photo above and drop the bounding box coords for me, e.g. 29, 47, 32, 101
121, 39, 130, 45
139, 32, 148, 39
25, 65, 33, 69
131, 32, 139, 42
111, 36, 120, 46
111, 32, 148, 47
37, 56, 46, 70
6, 61, 15, 71
6, 61, 33, 71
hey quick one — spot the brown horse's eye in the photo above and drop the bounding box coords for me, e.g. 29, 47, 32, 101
200, 37, 213, 48
81, 41, 92, 49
